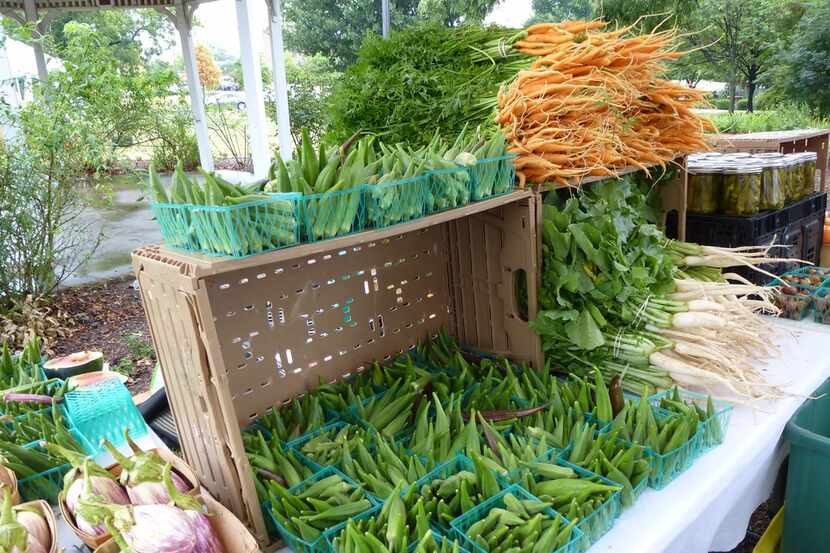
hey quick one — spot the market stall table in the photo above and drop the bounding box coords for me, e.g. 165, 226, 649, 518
591, 317, 830, 553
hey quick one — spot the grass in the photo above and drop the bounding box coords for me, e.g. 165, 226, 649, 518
706, 103, 830, 134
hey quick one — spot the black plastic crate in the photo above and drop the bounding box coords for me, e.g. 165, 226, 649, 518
787, 192, 827, 224
687, 194, 826, 285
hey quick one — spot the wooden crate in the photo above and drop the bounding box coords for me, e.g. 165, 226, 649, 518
131, 191, 542, 546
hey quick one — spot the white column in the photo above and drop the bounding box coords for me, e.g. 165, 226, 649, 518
0, 26, 20, 142
266, 0, 293, 160
381, 0, 390, 38
22, 0, 47, 82
175, 2, 214, 172
235, 0, 270, 178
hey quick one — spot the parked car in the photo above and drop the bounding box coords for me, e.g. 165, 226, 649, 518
205, 90, 246, 110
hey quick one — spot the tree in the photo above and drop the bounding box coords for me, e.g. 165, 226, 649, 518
525, 0, 594, 25
44, 9, 174, 66
771, 1, 830, 113
595, 0, 699, 30
688, 0, 800, 112
7, 21, 177, 172
195, 44, 221, 90
416, 0, 499, 26
283, 0, 500, 70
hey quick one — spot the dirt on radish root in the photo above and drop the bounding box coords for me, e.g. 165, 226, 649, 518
51, 275, 154, 394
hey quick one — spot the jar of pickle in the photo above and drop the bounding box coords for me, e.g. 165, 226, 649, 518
760, 158, 785, 210
783, 158, 799, 203
801, 152, 817, 197
687, 162, 722, 214
721, 165, 762, 215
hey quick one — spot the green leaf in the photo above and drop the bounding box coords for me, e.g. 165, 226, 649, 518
565, 309, 606, 351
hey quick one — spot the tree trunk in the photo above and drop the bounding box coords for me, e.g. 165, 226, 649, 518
728, 79, 737, 113
745, 65, 759, 112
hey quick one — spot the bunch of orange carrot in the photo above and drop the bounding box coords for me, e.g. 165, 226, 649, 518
498, 20, 714, 188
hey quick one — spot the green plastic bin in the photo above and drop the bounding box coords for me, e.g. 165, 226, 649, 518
781, 377, 830, 553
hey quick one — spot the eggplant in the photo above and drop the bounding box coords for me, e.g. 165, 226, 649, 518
45, 442, 130, 536
103, 430, 191, 505
0, 489, 50, 553
78, 464, 224, 553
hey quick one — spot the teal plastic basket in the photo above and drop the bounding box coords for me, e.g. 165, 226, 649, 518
813, 284, 830, 324
267, 466, 377, 553
365, 175, 430, 229
62, 377, 149, 454
410, 455, 486, 534
642, 425, 702, 490
17, 429, 89, 504
288, 421, 382, 472
500, 450, 620, 552
648, 388, 733, 453
300, 185, 365, 243
17, 462, 69, 504
425, 166, 472, 215
152, 192, 300, 257
449, 484, 582, 553
555, 460, 622, 551
324, 502, 383, 553
151, 202, 201, 251
468, 155, 516, 201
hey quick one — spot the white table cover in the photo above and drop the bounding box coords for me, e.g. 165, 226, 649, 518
55, 319, 830, 553
591, 318, 830, 553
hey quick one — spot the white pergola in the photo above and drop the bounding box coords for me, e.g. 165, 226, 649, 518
0, 0, 392, 178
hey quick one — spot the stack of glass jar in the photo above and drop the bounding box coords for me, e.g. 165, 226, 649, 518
687, 151, 818, 216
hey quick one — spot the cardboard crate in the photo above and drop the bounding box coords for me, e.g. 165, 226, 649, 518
131, 190, 543, 545
707, 128, 830, 192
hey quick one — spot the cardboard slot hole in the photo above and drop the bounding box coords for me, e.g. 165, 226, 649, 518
285, 349, 293, 364
338, 250, 347, 256
237, 363, 246, 370
249, 331, 259, 337
243, 305, 254, 311
309, 361, 318, 368
239, 278, 248, 285
256, 273, 266, 279
244, 352, 252, 359
324, 355, 332, 362
296, 288, 304, 295
256, 355, 264, 363
291, 263, 301, 269
513, 269, 529, 322
308, 258, 317, 264
323, 254, 332, 260
383, 354, 391, 360
328, 278, 336, 285
219, 283, 230, 290
226, 311, 236, 317
232, 337, 241, 344
275, 268, 284, 274
242, 341, 251, 349
312, 283, 321, 289
369, 319, 375, 331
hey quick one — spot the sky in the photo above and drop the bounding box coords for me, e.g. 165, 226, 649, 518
4, 0, 533, 75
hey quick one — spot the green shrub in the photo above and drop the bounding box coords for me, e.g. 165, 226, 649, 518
150, 101, 200, 172
712, 98, 731, 110
736, 99, 748, 110
708, 102, 830, 134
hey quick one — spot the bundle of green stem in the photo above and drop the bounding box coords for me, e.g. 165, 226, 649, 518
329, 23, 532, 146
148, 161, 298, 255
532, 176, 789, 401
0, 338, 44, 390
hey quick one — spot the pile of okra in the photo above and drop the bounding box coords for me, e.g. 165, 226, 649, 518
247, 329, 725, 552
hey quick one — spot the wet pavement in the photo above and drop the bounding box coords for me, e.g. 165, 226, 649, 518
67, 173, 167, 286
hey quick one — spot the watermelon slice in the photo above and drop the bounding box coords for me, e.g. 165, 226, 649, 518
43, 351, 104, 379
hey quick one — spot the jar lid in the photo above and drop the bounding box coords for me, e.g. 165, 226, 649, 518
724, 165, 762, 174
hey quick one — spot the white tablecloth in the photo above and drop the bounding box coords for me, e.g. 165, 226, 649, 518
55, 320, 830, 553
592, 318, 830, 553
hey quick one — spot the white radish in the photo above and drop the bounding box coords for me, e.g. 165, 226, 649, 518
671, 312, 725, 329
686, 299, 725, 312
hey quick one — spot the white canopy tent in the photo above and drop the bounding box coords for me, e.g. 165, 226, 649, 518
0, 0, 392, 178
